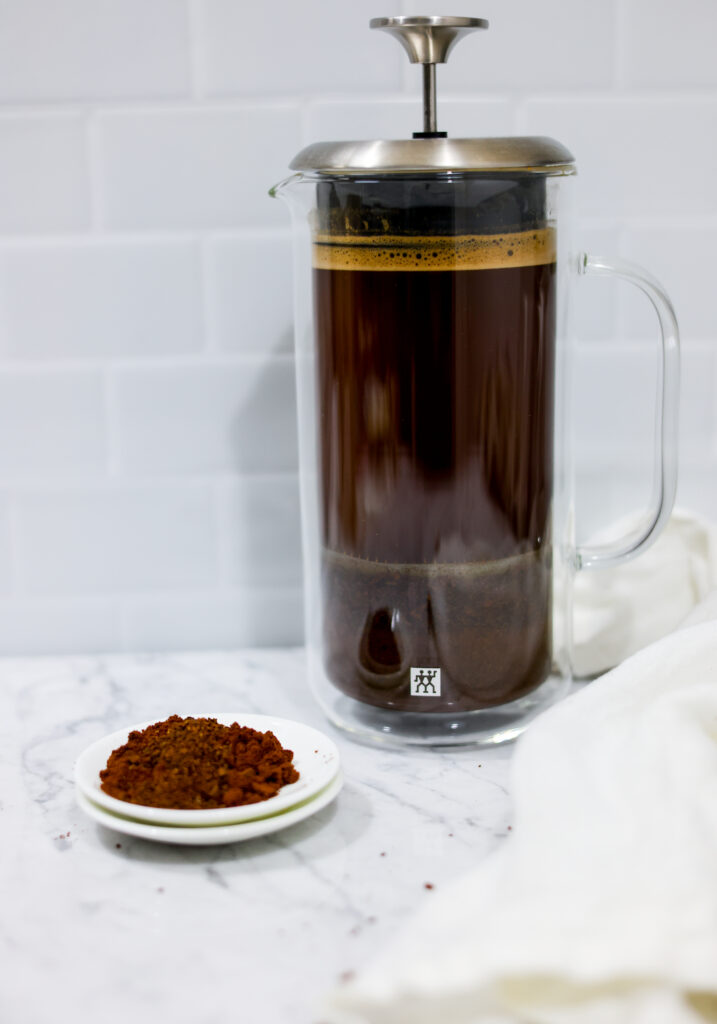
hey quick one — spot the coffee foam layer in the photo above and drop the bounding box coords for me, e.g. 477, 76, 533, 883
312, 228, 556, 272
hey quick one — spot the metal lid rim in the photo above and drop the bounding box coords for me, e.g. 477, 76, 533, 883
289, 136, 576, 174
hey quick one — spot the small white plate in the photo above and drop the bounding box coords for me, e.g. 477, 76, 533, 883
75, 713, 340, 827
76, 772, 343, 846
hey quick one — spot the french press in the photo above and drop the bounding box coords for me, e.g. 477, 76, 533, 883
272, 16, 679, 747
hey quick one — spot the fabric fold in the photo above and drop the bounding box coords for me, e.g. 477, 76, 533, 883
570, 510, 717, 677
329, 616, 717, 1024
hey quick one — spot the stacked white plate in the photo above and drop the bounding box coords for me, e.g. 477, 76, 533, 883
75, 713, 343, 845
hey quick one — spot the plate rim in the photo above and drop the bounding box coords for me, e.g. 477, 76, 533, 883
74, 712, 341, 826
76, 771, 344, 846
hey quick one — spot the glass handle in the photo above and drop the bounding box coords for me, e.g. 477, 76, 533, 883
575, 253, 680, 571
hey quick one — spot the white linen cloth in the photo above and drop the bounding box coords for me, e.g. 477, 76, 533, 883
329, 514, 717, 1024
572, 509, 717, 677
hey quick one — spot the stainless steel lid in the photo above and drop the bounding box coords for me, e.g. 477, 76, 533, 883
290, 16, 576, 177
290, 137, 576, 175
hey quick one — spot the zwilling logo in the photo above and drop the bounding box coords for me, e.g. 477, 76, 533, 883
410, 667, 441, 697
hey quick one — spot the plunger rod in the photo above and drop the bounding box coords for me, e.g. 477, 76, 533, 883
422, 63, 437, 134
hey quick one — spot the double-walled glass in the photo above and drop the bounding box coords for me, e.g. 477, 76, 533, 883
273, 166, 679, 747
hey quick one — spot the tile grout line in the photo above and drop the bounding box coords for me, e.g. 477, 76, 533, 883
185, 0, 204, 101
0, 469, 300, 490
85, 107, 104, 234
3, 491, 20, 597
0, 351, 296, 372
102, 365, 122, 482
196, 234, 213, 353
212, 478, 233, 587
0, 225, 294, 248
0, 89, 715, 119
613, 0, 627, 94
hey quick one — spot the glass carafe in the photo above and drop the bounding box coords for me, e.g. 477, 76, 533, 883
272, 17, 679, 747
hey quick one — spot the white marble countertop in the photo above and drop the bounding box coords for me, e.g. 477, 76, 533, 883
0, 649, 514, 1024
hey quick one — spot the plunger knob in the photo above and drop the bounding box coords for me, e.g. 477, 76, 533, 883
370, 15, 489, 136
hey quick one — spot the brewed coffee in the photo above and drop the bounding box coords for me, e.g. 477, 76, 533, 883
313, 182, 556, 712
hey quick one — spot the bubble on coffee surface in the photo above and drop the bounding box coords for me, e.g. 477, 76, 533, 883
312, 228, 556, 272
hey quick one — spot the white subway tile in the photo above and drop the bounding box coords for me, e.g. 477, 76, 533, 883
122, 587, 303, 650
581, 343, 716, 481
217, 477, 302, 587
577, 466, 717, 544
572, 342, 659, 467
676, 343, 716, 466
0, 114, 89, 233
0, 240, 202, 358
305, 97, 515, 143
0, 598, 121, 655
0, 0, 191, 101
196, 0, 402, 97
675, 464, 717, 522
98, 107, 300, 230
14, 484, 218, 594
0, 370, 105, 479
619, 227, 717, 342
112, 360, 299, 476
432, 98, 518, 138
575, 468, 654, 544
399, 0, 614, 90
623, 0, 717, 88
574, 333, 706, 534
0, 501, 13, 593
524, 99, 717, 218
0, 0, 713, 657
205, 234, 293, 353
305, 97, 415, 144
